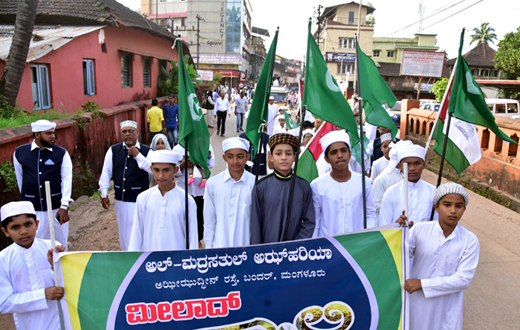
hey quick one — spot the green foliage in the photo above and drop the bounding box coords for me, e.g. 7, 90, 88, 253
495, 27, 520, 80
0, 94, 15, 119
470, 22, 498, 45
82, 100, 101, 115
0, 160, 17, 192
0, 108, 70, 130
430, 78, 449, 102
157, 55, 200, 96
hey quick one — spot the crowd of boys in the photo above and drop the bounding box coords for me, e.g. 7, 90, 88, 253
0, 112, 479, 330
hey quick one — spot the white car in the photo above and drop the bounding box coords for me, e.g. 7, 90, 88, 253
485, 99, 520, 118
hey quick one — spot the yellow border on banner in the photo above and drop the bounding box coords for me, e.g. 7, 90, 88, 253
61, 253, 92, 330
381, 229, 404, 330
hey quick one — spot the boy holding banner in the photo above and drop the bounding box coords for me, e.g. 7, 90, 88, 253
379, 144, 437, 226
398, 183, 479, 330
311, 130, 376, 237
0, 201, 66, 329
250, 133, 315, 244
128, 150, 199, 251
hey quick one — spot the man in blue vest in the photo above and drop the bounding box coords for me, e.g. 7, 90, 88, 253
98, 120, 152, 250
13, 119, 73, 249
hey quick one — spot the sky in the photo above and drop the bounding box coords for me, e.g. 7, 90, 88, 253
117, 0, 520, 61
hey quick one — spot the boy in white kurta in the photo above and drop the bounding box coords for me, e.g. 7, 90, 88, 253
398, 183, 479, 330
0, 201, 66, 330
203, 137, 255, 248
128, 150, 199, 251
379, 144, 437, 226
370, 132, 392, 182
311, 131, 376, 237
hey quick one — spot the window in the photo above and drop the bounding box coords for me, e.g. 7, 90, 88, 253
30, 64, 51, 110
373, 50, 380, 57
471, 69, 476, 76
348, 11, 354, 24
387, 50, 395, 58
484, 69, 489, 77
493, 70, 499, 77
142, 57, 151, 88
337, 63, 354, 75
83, 59, 95, 96
121, 53, 132, 88
339, 38, 355, 49
508, 103, 518, 114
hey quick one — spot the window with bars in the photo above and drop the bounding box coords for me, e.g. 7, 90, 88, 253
387, 50, 395, 58
121, 53, 132, 88
373, 50, 380, 57
339, 38, 355, 49
83, 59, 95, 95
30, 64, 51, 110
143, 57, 151, 88
337, 63, 354, 75
348, 11, 354, 24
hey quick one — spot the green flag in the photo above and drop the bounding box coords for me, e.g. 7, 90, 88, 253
245, 29, 279, 157
303, 21, 359, 147
356, 42, 398, 139
177, 40, 211, 177
284, 110, 298, 129
448, 29, 516, 144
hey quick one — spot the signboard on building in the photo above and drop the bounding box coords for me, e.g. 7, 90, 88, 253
400, 51, 445, 78
325, 52, 356, 63
197, 70, 214, 81
414, 83, 434, 91
240, 72, 246, 81
192, 54, 242, 64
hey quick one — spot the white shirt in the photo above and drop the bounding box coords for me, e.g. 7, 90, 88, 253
273, 124, 287, 135
172, 144, 215, 197
0, 239, 62, 330
128, 185, 199, 251
311, 172, 376, 237
13, 141, 73, 207
267, 103, 279, 135
273, 79, 280, 86
372, 167, 402, 221
215, 97, 230, 113
98, 141, 152, 196
370, 156, 389, 183
203, 169, 255, 248
235, 96, 248, 114
379, 178, 437, 226
409, 221, 480, 330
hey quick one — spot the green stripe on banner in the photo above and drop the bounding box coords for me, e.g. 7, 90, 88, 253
432, 121, 471, 174
336, 231, 402, 330
77, 252, 142, 329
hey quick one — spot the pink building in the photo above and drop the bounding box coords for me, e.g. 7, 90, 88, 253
0, 0, 192, 113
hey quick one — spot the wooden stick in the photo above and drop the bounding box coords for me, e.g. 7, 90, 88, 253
402, 163, 409, 219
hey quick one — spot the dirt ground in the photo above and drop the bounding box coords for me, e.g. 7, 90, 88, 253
0, 190, 120, 329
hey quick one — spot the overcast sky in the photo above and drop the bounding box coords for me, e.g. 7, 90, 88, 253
117, 0, 520, 61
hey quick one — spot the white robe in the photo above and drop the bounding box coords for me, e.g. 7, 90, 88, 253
379, 179, 437, 226
311, 172, 376, 237
267, 104, 279, 135
372, 168, 402, 222
128, 185, 199, 251
408, 221, 480, 330
272, 124, 287, 135
370, 156, 389, 183
172, 145, 215, 197
0, 239, 66, 330
203, 169, 255, 248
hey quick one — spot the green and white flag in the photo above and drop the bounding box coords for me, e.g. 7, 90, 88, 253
177, 40, 211, 177
284, 110, 298, 129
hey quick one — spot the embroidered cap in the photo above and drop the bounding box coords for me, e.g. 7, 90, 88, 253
268, 133, 299, 153
434, 182, 469, 206
120, 120, 138, 130
380, 133, 392, 142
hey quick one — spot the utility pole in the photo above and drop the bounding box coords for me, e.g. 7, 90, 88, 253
195, 14, 205, 69
315, 5, 323, 47
353, 0, 362, 94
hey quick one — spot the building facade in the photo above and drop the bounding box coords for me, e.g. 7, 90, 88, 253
372, 34, 438, 64
142, 0, 253, 88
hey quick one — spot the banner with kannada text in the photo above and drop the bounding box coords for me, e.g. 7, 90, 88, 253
56, 225, 409, 330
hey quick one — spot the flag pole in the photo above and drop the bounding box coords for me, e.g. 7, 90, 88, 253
281, 105, 307, 242
255, 27, 280, 183
425, 59, 457, 154
45, 181, 65, 330
354, 33, 368, 229
184, 137, 190, 248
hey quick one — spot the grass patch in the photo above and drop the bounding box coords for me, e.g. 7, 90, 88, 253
0, 109, 72, 129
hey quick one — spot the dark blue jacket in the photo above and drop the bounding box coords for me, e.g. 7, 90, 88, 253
111, 143, 150, 202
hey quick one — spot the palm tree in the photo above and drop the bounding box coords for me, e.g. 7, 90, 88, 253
470, 23, 498, 45
0, 0, 39, 110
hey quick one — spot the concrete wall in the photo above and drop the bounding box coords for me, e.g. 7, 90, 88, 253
0, 26, 178, 113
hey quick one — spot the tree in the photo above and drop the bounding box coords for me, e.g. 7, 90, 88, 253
157, 55, 200, 96
470, 22, 498, 45
0, 0, 39, 111
206, 72, 223, 91
495, 27, 520, 81
430, 78, 449, 102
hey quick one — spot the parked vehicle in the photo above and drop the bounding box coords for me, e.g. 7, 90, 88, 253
420, 103, 441, 112
270, 86, 288, 107
485, 99, 520, 118
383, 104, 400, 128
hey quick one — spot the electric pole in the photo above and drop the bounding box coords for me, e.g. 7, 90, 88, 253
315, 5, 323, 47
195, 14, 205, 69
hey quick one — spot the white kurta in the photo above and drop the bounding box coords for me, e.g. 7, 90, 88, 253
0, 239, 64, 330
370, 156, 389, 183
272, 125, 287, 135
372, 168, 402, 222
267, 104, 279, 135
408, 221, 480, 330
311, 172, 376, 237
379, 179, 437, 226
172, 145, 215, 197
203, 169, 255, 248
128, 185, 199, 251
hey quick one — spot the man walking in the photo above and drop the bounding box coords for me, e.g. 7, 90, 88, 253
13, 120, 73, 249
147, 98, 166, 143
215, 91, 230, 137
235, 90, 248, 132
99, 120, 152, 250
163, 95, 179, 147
